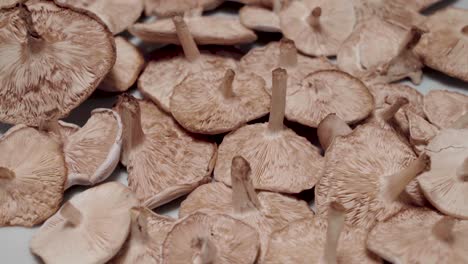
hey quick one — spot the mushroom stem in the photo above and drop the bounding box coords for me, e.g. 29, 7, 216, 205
192, 237, 217, 264
432, 216, 455, 243
317, 114, 352, 151
268, 68, 287, 133
279, 38, 298, 68
322, 202, 346, 264
131, 208, 150, 241
39, 119, 65, 142
307, 7, 322, 29
451, 113, 468, 129
172, 16, 200, 62
379, 97, 409, 122
457, 157, 468, 181
231, 156, 261, 214
273, 0, 282, 14
0, 167, 15, 180
220, 69, 236, 99
60, 202, 82, 227
382, 153, 429, 202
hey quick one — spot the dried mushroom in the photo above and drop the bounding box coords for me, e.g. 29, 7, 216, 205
144, 0, 222, 17
100, 37, 145, 92
317, 114, 352, 151
407, 110, 439, 154
239, 5, 281, 33
263, 202, 381, 264
137, 16, 239, 112
214, 69, 325, 193
162, 212, 260, 264
114, 95, 216, 208
0, 0, 17, 7
368, 207, 468, 264
0, 125, 66, 227
423, 90, 468, 129
170, 68, 271, 134
30, 182, 139, 264
279, 0, 356, 56
414, 8, 468, 82
0, 0, 115, 126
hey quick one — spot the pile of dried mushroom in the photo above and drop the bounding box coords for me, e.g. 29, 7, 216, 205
1, 0, 468, 263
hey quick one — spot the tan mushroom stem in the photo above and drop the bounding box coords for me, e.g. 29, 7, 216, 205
322, 202, 346, 264
451, 113, 468, 129
192, 237, 217, 264
231, 156, 261, 214
117, 96, 146, 153
432, 216, 455, 243
172, 16, 200, 62
462, 26, 468, 36
317, 114, 352, 150
307, 7, 322, 29
457, 157, 468, 181
0, 167, 15, 180
382, 153, 429, 202
279, 38, 298, 68
220, 69, 236, 99
379, 97, 409, 122
60, 202, 82, 227
268, 68, 287, 133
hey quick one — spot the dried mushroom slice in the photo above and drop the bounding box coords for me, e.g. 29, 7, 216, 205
0, 125, 66, 227
418, 128, 468, 219
285, 70, 374, 128
414, 8, 468, 82
263, 202, 382, 264
368, 207, 468, 264
239, 5, 281, 33
100, 37, 145, 92
144, 0, 223, 17
137, 16, 239, 112
111, 207, 175, 264
0, 0, 115, 126
424, 90, 468, 129
162, 212, 260, 264
170, 69, 271, 134
214, 69, 325, 193
114, 95, 216, 209
279, 0, 356, 56
30, 182, 139, 264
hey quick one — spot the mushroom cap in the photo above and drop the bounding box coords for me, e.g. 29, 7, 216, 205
170, 69, 271, 135
138, 46, 239, 112
407, 110, 439, 147
130, 16, 257, 45
285, 70, 374, 128
279, 0, 356, 56
263, 217, 381, 264
30, 182, 139, 264
423, 90, 468, 129
239, 5, 281, 33
57, 0, 143, 34
100, 37, 145, 92
144, 0, 222, 17
0, 125, 66, 227
0, 0, 116, 126
418, 128, 468, 219
368, 207, 468, 264
414, 8, 468, 82
214, 123, 324, 193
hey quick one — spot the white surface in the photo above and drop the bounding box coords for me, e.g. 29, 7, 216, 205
1, 1, 468, 263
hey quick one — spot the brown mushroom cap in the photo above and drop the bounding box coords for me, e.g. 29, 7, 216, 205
368, 207, 468, 263
114, 95, 216, 209
144, 0, 223, 17
239, 5, 281, 33
99, 37, 145, 92
162, 212, 260, 264
0, 125, 66, 227
0, 0, 115, 126
170, 69, 271, 134
414, 8, 468, 82
418, 128, 468, 219
279, 0, 356, 56
423, 90, 468, 129
30, 182, 139, 264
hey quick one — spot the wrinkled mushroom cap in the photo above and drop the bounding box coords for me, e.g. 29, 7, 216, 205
0, 0, 115, 126
239, 5, 281, 33
0, 125, 66, 227
30, 182, 139, 264
423, 90, 468, 129
162, 212, 260, 264
144, 0, 223, 17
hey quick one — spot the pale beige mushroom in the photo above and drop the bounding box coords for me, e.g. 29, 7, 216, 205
162, 211, 260, 264
144, 0, 223, 17
30, 182, 139, 264
263, 202, 382, 264
100, 37, 145, 92
423, 90, 468, 129
279, 0, 356, 56
368, 207, 468, 264
170, 68, 271, 134
0, 125, 66, 227
414, 8, 468, 82
214, 69, 325, 193
407, 110, 439, 154
0, 0, 115, 126
317, 114, 353, 152
239, 5, 281, 33
137, 16, 239, 112
114, 95, 216, 209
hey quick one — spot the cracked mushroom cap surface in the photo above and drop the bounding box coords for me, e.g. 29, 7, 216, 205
0, 0, 115, 126
279, 0, 356, 56
144, 0, 222, 17
239, 5, 281, 33
30, 182, 139, 264
423, 90, 468, 129
418, 128, 468, 219
414, 8, 468, 82
0, 125, 66, 227
56, 0, 143, 34
170, 69, 271, 135
162, 212, 260, 264
368, 207, 468, 264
